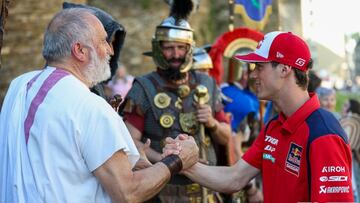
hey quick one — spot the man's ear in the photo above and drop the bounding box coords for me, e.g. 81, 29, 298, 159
280, 64, 292, 77
71, 42, 87, 62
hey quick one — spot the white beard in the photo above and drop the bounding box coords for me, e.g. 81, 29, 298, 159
83, 46, 111, 87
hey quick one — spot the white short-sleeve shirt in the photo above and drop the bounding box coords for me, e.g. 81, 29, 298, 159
24, 67, 139, 202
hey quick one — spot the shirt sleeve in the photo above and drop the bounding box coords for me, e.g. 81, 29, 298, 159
123, 111, 145, 133
309, 134, 354, 202
241, 127, 265, 169
214, 110, 230, 124
81, 97, 140, 172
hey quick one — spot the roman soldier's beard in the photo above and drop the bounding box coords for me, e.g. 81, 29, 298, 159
160, 68, 187, 81
158, 57, 187, 81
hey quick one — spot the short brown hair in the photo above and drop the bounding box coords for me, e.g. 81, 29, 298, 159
271, 59, 313, 90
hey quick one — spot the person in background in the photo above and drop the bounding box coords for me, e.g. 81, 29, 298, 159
221, 58, 262, 203
0, 8, 199, 202
342, 98, 360, 117
341, 98, 360, 202
106, 63, 134, 100
165, 31, 354, 202
221, 59, 260, 160
121, 0, 231, 202
192, 46, 261, 202
315, 86, 341, 120
307, 70, 322, 93
192, 45, 213, 75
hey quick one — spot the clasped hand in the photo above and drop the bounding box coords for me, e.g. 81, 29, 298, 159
162, 134, 199, 170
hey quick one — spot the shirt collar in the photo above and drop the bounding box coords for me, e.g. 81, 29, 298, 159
278, 93, 320, 134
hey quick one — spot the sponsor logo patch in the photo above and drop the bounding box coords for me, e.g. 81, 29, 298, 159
285, 142, 302, 176
321, 166, 346, 173
295, 58, 306, 66
256, 40, 264, 49
276, 52, 284, 58
319, 176, 348, 182
265, 135, 278, 145
319, 186, 350, 194
263, 153, 275, 163
264, 145, 276, 152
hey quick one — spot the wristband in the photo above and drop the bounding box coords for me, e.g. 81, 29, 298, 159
160, 154, 183, 175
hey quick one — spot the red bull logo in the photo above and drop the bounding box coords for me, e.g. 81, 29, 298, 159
285, 143, 303, 176
291, 147, 302, 158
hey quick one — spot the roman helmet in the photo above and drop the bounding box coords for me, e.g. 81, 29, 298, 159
192, 45, 213, 71
152, 0, 195, 73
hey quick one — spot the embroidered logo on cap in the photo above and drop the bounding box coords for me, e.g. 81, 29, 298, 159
295, 58, 306, 67
256, 40, 264, 49
276, 52, 284, 58
285, 142, 303, 176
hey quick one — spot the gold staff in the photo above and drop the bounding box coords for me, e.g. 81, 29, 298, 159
194, 85, 209, 203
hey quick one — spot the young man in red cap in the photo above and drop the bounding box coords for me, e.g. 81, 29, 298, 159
165, 31, 354, 202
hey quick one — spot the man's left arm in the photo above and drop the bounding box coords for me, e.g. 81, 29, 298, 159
309, 135, 354, 202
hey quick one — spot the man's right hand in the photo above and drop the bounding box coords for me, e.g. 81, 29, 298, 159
162, 134, 199, 170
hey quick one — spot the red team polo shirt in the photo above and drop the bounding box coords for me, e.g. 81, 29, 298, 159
243, 94, 354, 202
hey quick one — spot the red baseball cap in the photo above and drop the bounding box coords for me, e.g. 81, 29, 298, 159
234, 31, 311, 71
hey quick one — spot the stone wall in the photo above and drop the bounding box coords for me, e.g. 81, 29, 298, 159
88, 0, 216, 76
0, 0, 215, 105
0, 0, 86, 105
0, 0, 294, 105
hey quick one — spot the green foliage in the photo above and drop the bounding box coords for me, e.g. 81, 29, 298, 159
350, 32, 360, 42
336, 91, 360, 112
140, 0, 151, 9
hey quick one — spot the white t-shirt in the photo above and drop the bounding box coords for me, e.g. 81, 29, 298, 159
1, 67, 139, 203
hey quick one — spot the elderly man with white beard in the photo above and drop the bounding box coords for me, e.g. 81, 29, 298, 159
0, 8, 199, 203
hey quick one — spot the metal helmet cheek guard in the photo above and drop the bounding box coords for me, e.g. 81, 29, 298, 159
152, 0, 195, 73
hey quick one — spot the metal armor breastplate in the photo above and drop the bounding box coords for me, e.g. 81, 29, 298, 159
135, 71, 219, 167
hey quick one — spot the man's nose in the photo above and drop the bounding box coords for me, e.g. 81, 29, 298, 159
173, 49, 182, 58
107, 42, 114, 56
167, 47, 182, 58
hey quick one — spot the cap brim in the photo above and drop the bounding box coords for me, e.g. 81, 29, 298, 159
233, 53, 270, 63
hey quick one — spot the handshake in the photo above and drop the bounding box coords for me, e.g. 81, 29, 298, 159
162, 134, 199, 172
134, 134, 199, 175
